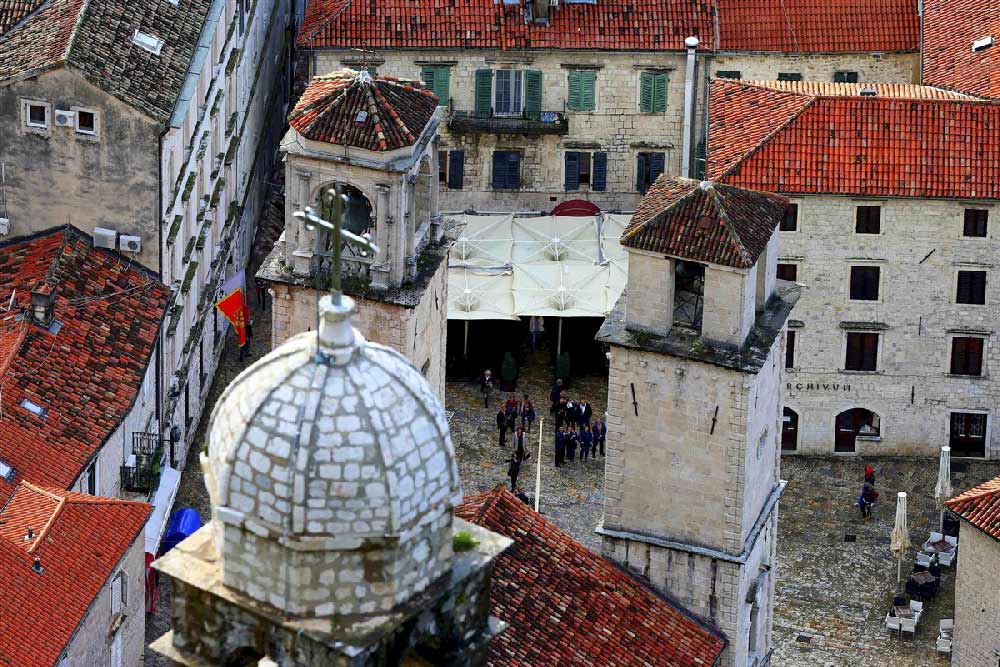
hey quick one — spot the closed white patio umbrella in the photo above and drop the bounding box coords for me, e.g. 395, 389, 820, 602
890, 492, 911, 591
934, 446, 953, 532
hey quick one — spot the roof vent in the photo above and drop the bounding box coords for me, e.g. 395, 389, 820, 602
31, 557, 43, 575
30, 283, 56, 328
973, 36, 994, 52
0, 460, 14, 482
355, 110, 368, 124
860, 89, 877, 97
23, 528, 33, 541
132, 30, 165, 55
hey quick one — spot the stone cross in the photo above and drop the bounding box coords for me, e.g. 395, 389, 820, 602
294, 185, 380, 306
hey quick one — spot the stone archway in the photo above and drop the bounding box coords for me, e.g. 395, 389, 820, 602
834, 408, 880, 453
781, 407, 799, 451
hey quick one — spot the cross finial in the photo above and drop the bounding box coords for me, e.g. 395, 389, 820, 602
293, 185, 380, 306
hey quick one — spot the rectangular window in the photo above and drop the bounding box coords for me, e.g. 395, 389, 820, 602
777, 72, 803, 82
447, 150, 465, 189
75, 110, 97, 135
964, 209, 989, 237
845, 332, 879, 371
776, 263, 797, 282
950, 412, 988, 458
421, 66, 450, 105
785, 331, 796, 369
494, 70, 523, 116
849, 266, 880, 301
834, 71, 859, 83
716, 70, 742, 79
855, 205, 881, 234
639, 72, 668, 112
84, 460, 98, 495
564, 151, 605, 190
780, 203, 798, 231
475, 69, 493, 118
438, 151, 448, 184
492, 151, 521, 190
567, 70, 597, 111
957, 270, 987, 304
25, 102, 49, 128
637, 152, 665, 194
951, 337, 985, 376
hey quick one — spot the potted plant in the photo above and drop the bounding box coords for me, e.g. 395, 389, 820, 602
500, 351, 519, 391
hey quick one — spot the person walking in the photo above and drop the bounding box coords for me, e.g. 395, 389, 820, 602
549, 378, 563, 415
565, 398, 577, 430
593, 416, 607, 457
859, 480, 879, 519
480, 369, 495, 408
505, 402, 518, 436
496, 407, 508, 447
254, 278, 267, 305
554, 426, 566, 468
529, 315, 544, 352
565, 424, 578, 462
520, 395, 536, 432
580, 424, 593, 460
555, 396, 568, 430
864, 464, 876, 486
579, 400, 593, 430
512, 426, 528, 462
508, 434, 530, 491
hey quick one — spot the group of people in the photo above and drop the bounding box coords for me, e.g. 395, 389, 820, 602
549, 379, 606, 468
858, 464, 880, 519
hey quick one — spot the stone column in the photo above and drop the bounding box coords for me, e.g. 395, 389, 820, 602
405, 174, 418, 282
429, 142, 443, 242
370, 184, 393, 290
289, 170, 313, 275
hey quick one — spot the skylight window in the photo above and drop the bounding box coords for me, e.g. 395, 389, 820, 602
20, 399, 47, 418
972, 36, 994, 52
355, 111, 368, 124
0, 460, 14, 482
133, 30, 165, 55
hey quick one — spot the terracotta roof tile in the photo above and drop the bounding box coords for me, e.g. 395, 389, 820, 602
716, 0, 919, 53
742, 80, 978, 99
0, 0, 45, 35
289, 70, 439, 151
623, 176, 787, 269
0, 227, 168, 495
707, 79, 1000, 199
946, 476, 1000, 540
456, 486, 726, 667
0, 482, 150, 667
922, 0, 1000, 99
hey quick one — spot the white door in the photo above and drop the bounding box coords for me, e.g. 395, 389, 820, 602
110, 632, 122, 667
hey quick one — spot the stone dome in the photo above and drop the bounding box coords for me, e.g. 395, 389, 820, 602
203, 295, 461, 617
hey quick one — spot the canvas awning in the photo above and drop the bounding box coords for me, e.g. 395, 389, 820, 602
447, 213, 631, 321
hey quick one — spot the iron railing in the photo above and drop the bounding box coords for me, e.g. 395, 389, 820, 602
120, 432, 165, 493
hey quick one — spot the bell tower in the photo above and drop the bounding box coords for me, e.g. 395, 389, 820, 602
596, 178, 800, 667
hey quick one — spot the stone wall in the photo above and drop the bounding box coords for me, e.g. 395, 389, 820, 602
953, 526, 1000, 667
269, 258, 449, 401
709, 52, 918, 84
779, 195, 1000, 457
61, 528, 146, 667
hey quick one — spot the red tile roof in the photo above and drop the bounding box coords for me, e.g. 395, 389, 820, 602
456, 486, 727, 667
298, 0, 716, 51
0, 227, 168, 501
298, 0, 918, 53
946, 476, 1000, 541
289, 70, 439, 151
922, 0, 1000, 99
715, 0, 920, 53
624, 176, 787, 269
707, 79, 1000, 199
741, 80, 978, 99
0, 482, 150, 667
0, 0, 45, 36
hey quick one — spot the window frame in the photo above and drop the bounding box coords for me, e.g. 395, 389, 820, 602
777, 72, 803, 82
22, 99, 51, 131
83, 459, 98, 495
638, 71, 668, 113
566, 69, 597, 112
636, 151, 666, 194
776, 262, 798, 282
949, 335, 987, 377
848, 264, 882, 302
438, 150, 448, 185
780, 203, 798, 232
843, 331, 880, 372
955, 269, 988, 305
963, 208, 989, 238
785, 330, 797, 370
494, 69, 524, 117
834, 71, 859, 83
71, 106, 99, 138
716, 70, 742, 80
564, 150, 607, 191
491, 150, 521, 190
855, 205, 882, 235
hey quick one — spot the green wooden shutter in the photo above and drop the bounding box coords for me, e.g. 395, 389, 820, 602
421, 66, 436, 95
525, 70, 542, 120
475, 69, 493, 118
653, 73, 668, 112
581, 71, 596, 111
564, 152, 580, 191
567, 71, 582, 111
435, 67, 450, 104
639, 72, 654, 112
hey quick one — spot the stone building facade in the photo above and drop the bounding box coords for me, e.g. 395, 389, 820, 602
597, 177, 799, 667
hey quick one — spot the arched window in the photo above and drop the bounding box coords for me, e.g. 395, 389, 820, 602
835, 408, 880, 453
781, 407, 798, 451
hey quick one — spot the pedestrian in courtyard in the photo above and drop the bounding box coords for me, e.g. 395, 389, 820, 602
512, 426, 528, 462
580, 423, 593, 460
255, 278, 267, 305
520, 394, 535, 431
864, 464, 876, 486
549, 378, 563, 414
594, 416, 607, 457
565, 398, 577, 429
505, 399, 518, 433
496, 407, 508, 447
555, 396, 568, 430
565, 424, 578, 462
859, 480, 878, 519
579, 399, 593, 429
529, 315, 544, 352
554, 426, 566, 467
507, 445, 529, 491
480, 369, 495, 408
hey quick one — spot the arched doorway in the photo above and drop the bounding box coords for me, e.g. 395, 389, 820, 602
781, 407, 798, 451
835, 408, 880, 453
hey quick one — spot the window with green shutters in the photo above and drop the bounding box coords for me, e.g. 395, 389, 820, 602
421, 66, 451, 105
639, 72, 667, 112
567, 70, 596, 111
524, 70, 542, 120
475, 69, 493, 118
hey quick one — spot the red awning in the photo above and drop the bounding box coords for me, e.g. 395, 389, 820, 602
551, 199, 601, 216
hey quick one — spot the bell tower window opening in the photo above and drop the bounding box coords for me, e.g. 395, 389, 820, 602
673, 260, 704, 331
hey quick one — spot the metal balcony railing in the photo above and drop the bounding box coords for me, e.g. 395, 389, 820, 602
120, 432, 165, 494
447, 110, 569, 136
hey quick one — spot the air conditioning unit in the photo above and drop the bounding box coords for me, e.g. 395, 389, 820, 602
54, 110, 75, 127
93, 226, 117, 249
0, 217, 9, 235
119, 234, 142, 253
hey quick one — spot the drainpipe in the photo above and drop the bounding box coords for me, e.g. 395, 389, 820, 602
681, 36, 700, 179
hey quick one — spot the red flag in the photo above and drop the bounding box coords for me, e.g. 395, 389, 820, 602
215, 270, 248, 347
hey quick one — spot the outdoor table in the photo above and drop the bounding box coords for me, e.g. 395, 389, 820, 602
925, 539, 952, 554
893, 605, 914, 619
911, 571, 936, 586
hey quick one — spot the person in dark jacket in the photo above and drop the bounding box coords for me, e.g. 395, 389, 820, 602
480, 369, 495, 408
549, 379, 563, 414
565, 399, 577, 429
512, 426, 528, 461
593, 416, 607, 457
554, 426, 566, 467
496, 407, 508, 447
859, 481, 879, 519
508, 439, 530, 491
520, 395, 536, 432
579, 424, 593, 460
864, 464, 876, 486
555, 397, 568, 430
565, 424, 578, 462
505, 401, 518, 433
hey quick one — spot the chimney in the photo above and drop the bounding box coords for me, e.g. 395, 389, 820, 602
31, 557, 44, 574
23, 527, 33, 541
29, 282, 56, 328
681, 36, 700, 178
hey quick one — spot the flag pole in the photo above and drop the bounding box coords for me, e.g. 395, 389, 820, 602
534, 418, 544, 512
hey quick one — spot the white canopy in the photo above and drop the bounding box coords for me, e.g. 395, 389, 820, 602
447, 213, 631, 321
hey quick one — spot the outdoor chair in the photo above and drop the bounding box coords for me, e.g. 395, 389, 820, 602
915, 552, 932, 568
937, 619, 954, 654
936, 636, 953, 654
885, 613, 901, 636
928, 531, 944, 544
900, 617, 917, 637
945, 535, 958, 548
910, 600, 924, 616
938, 549, 956, 567
940, 619, 954, 633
